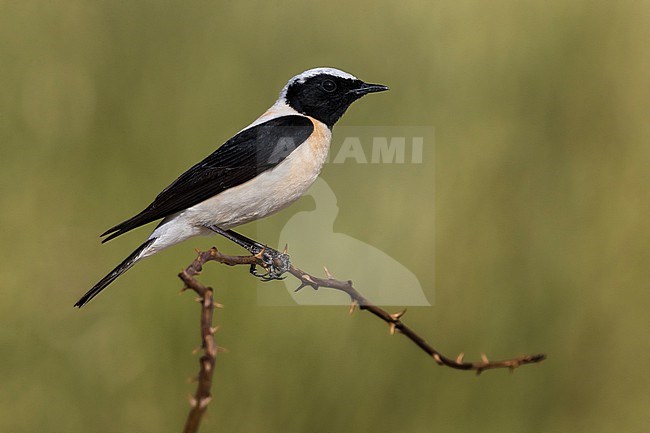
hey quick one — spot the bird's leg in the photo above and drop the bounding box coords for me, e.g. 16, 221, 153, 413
208, 225, 265, 253
207, 226, 290, 280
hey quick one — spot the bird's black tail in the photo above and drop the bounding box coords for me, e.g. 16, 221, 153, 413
74, 238, 156, 308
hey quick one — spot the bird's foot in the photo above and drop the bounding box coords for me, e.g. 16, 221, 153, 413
249, 245, 290, 281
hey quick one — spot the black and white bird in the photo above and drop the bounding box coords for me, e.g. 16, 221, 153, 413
75, 67, 388, 307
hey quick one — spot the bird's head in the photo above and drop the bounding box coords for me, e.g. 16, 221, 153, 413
280, 67, 388, 129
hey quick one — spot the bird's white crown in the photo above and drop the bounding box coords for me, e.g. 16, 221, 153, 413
278, 67, 358, 100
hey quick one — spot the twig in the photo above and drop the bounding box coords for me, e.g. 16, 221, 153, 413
286, 265, 546, 374
178, 250, 220, 433
176, 246, 546, 432
193, 247, 545, 371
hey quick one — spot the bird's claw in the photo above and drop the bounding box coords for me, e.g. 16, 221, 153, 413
248, 246, 290, 281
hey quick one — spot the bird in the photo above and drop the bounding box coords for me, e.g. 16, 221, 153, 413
74, 67, 388, 307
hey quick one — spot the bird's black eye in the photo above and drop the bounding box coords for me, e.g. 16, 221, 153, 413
321, 79, 337, 92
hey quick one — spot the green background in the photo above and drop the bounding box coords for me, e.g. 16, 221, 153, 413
1, 1, 648, 432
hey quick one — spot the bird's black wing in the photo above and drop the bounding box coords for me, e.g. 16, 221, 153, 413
101, 115, 314, 242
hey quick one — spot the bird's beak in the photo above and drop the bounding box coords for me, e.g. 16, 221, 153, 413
350, 82, 389, 96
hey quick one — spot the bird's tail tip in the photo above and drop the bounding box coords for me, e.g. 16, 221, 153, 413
74, 238, 156, 308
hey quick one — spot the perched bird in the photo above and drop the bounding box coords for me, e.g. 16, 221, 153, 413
75, 67, 388, 307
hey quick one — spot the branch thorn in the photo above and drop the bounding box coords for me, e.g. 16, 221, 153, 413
198, 396, 213, 409
390, 309, 407, 321
253, 246, 267, 260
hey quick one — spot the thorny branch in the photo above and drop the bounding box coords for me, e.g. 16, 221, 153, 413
178, 247, 546, 432
178, 250, 222, 433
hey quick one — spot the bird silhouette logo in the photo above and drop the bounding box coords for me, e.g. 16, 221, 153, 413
278, 178, 430, 306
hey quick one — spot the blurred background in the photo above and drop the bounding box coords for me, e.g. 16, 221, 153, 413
1, 1, 648, 432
